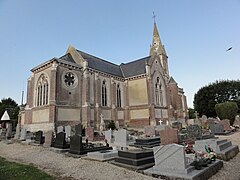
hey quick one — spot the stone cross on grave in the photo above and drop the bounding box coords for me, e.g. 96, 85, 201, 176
159, 120, 163, 125
194, 111, 199, 120
100, 114, 104, 124
100, 114, 105, 132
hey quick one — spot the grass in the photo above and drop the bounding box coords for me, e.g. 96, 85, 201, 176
0, 156, 54, 180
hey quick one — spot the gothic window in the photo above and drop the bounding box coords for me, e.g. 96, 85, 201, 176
36, 74, 49, 107
116, 84, 121, 107
102, 80, 107, 107
155, 77, 163, 106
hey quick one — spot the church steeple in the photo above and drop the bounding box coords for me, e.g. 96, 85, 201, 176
150, 20, 167, 56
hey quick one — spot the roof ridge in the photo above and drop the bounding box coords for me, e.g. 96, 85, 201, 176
121, 56, 150, 65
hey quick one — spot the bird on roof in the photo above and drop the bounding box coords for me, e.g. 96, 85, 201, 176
226, 47, 232, 51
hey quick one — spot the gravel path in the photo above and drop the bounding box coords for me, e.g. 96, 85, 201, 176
1, 132, 240, 180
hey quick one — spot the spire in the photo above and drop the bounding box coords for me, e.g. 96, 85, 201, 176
150, 20, 166, 56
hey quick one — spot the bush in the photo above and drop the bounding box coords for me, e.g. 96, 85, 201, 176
107, 120, 116, 130
215, 101, 239, 125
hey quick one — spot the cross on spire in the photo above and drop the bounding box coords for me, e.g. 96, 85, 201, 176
152, 11, 156, 22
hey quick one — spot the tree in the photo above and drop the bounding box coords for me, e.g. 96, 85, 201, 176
194, 80, 240, 117
0, 98, 19, 120
188, 108, 196, 119
215, 102, 238, 125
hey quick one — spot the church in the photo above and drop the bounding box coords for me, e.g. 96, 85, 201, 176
19, 21, 188, 132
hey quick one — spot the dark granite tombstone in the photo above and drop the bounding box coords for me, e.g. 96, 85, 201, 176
54, 132, 69, 149
35, 131, 44, 144
113, 150, 154, 170
134, 137, 160, 148
186, 124, 202, 140
69, 135, 83, 155
75, 124, 83, 136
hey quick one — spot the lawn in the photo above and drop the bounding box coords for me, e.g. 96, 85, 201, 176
0, 156, 54, 180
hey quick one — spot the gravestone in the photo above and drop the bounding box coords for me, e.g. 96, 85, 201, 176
87, 150, 118, 161
43, 131, 53, 148
86, 127, 94, 141
219, 119, 231, 132
6, 123, 12, 139
233, 115, 240, 127
186, 124, 202, 140
65, 125, 71, 137
35, 130, 44, 144
115, 120, 120, 130
144, 144, 223, 179
114, 129, 128, 147
159, 128, 178, 145
54, 132, 69, 149
14, 124, 21, 139
187, 119, 194, 126
57, 126, 64, 133
20, 128, 27, 140
178, 119, 187, 128
171, 121, 182, 131
75, 124, 82, 135
144, 125, 156, 137
69, 134, 83, 155
104, 129, 113, 143
194, 139, 239, 161
25, 131, 35, 143
209, 123, 224, 135
202, 115, 208, 129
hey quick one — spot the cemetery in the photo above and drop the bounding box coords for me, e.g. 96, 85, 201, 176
1, 111, 240, 179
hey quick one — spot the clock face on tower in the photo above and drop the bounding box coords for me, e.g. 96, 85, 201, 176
62, 71, 78, 89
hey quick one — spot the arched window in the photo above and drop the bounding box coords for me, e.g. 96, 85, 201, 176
116, 84, 121, 107
155, 77, 163, 106
36, 74, 49, 107
102, 80, 107, 106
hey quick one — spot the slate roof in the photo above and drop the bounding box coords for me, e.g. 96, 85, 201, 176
120, 56, 150, 77
77, 50, 123, 77
55, 50, 149, 78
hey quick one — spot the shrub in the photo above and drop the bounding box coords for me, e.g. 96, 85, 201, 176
107, 120, 116, 130
215, 101, 239, 125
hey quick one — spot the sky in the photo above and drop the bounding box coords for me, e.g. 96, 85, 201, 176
0, 0, 239, 108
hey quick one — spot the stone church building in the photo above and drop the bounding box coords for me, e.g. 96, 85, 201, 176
19, 21, 188, 132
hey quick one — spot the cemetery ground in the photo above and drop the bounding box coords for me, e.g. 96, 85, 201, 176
0, 132, 240, 179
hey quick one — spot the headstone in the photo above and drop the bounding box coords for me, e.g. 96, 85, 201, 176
144, 125, 156, 137
159, 128, 178, 145
194, 139, 239, 161
54, 132, 68, 149
75, 124, 82, 136
35, 130, 44, 144
186, 124, 202, 140
6, 123, 12, 139
219, 119, 231, 131
115, 120, 120, 130
14, 124, 21, 139
65, 125, 71, 137
86, 127, 94, 141
209, 123, 224, 134
100, 114, 105, 132
201, 115, 208, 129
114, 129, 128, 147
20, 128, 27, 140
150, 144, 192, 174
187, 119, 194, 125
104, 129, 113, 143
43, 131, 53, 148
178, 119, 187, 128
69, 134, 83, 155
233, 115, 240, 127
57, 126, 64, 133
171, 121, 182, 131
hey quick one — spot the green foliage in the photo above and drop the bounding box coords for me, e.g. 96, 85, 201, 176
188, 108, 196, 119
0, 156, 54, 180
194, 80, 240, 117
0, 97, 19, 120
107, 120, 116, 130
215, 102, 239, 125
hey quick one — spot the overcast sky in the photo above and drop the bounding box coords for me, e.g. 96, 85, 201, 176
0, 0, 239, 108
